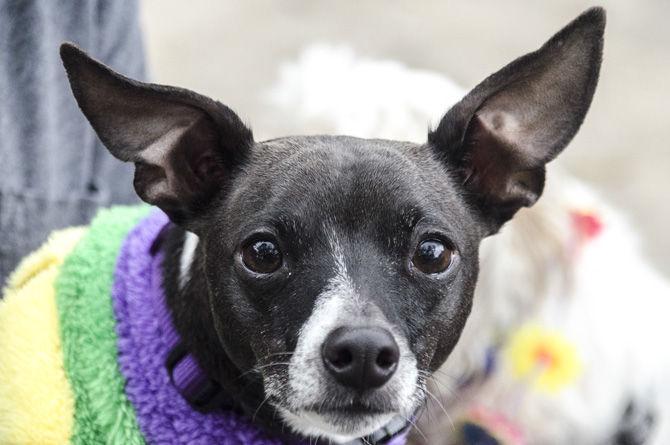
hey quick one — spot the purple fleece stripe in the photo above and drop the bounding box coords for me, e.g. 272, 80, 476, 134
112, 210, 288, 444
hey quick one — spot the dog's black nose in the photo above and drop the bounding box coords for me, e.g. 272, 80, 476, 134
322, 326, 399, 391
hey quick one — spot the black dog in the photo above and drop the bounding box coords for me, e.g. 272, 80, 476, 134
60, 7, 604, 443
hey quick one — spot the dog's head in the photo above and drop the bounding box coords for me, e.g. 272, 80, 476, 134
61, 8, 604, 442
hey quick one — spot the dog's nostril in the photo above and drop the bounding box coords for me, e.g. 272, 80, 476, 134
322, 326, 400, 391
327, 347, 353, 369
376, 346, 398, 369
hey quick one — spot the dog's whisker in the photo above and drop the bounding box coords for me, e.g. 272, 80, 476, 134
256, 351, 294, 362
419, 367, 459, 383
425, 379, 449, 411
424, 386, 455, 433
426, 374, 455, 392
317, 395, 328, 415
252, 393, 273, 423
415, 394, 432, 422
419, 372, 455, 396
428, 375, 462, 404
236, 362, 292, 381
411, 403, 433, 440
400, 411, 429, 444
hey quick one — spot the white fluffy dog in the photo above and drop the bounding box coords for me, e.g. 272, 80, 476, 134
264, 44, 670, 445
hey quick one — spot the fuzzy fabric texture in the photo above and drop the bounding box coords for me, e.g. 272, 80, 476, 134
55, 205, 150, 445
0, 227, 85, 444
112, 209, 297, 445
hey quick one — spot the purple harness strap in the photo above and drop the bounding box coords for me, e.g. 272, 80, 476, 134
112, 210, 409, 445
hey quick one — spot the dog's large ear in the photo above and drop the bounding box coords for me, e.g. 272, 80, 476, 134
429, 7, 605, 231
60, 43, 253, 225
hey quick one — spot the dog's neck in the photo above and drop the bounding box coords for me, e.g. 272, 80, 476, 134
161, 225, 283, 432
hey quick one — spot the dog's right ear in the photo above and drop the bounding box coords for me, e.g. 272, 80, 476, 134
60, 43, 253, 225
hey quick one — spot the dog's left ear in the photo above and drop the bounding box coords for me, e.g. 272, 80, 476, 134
429, 7, 605, 231
60, 43, 253, 226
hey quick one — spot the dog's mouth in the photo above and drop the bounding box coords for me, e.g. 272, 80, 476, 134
271, 388, 416, 442
305, 400, 394, 416
273, 396, 396, 419
268, 357, 424, 441
277, 403, 398, 442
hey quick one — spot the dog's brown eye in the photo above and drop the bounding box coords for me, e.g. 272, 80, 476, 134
412, 239, 453, 275
241, 239, 282, 274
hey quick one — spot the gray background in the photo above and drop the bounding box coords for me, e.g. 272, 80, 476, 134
140, 0, 669, 276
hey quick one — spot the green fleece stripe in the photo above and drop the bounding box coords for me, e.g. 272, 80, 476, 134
56, 206, 150, 445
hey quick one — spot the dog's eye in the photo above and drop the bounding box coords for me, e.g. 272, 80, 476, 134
241, 239, 282, 274
412, 239, 453, 275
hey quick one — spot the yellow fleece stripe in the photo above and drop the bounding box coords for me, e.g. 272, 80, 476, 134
0, 227, 87, 445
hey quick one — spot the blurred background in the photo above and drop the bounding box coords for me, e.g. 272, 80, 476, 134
140, 0, 669, 276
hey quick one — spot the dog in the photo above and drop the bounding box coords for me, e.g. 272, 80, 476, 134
0, 8, 605, 444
